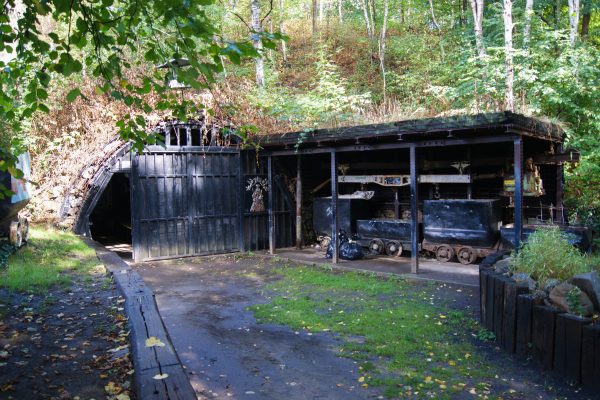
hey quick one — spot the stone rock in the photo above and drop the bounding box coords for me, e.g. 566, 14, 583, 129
513, 272, 536, 291
533, 289, 548, 303
570, 272, 600, 311
543, 279, 561, 293
549, 282, 594, 316
494, 258, 512, 274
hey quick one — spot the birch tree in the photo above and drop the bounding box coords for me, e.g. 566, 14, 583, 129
379, 0, 390, 108
429, 0, 440, 29
251, 0, 265, 87
503, 0, 514, 111
338, 0, 343, 23
567, 0, 580, 45
523, 0, 534, 48
279, 0, 287, 63
312, 0, 318, 34
470, 0, 486, 57
362, 0, 374, 38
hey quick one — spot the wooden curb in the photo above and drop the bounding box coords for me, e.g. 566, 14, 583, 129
86, 239, 197, 400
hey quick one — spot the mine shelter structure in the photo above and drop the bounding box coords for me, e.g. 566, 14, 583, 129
74, 112, 580, 271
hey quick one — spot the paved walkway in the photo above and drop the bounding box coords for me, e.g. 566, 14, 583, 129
270, 247, 480, 287
134, 256, 384, 399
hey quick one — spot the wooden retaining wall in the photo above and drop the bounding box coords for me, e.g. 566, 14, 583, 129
479, 255, 600, 387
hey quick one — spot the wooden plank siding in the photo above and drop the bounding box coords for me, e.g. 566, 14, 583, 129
132, 150, 241, 262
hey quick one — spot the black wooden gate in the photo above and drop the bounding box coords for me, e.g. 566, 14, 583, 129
131, 149, 241, 262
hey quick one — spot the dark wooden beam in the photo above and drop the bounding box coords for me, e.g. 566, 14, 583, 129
533, 150, 580, 165
296, 155, 303, 249
331, 150, 339, 265
267, 135, 518, 156
268, 155, 275, 255
410, 145, 419, 274
514, 138, 523, 250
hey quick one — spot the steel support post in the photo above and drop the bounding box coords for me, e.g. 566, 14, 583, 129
330, 150, 339, 264
514, 138, 523, 250
410, 145, 419, 274
296, 155, 303, 249
268, 155, 275, 255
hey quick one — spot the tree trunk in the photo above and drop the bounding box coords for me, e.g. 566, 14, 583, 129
319, 0, 324, 23
400, 0, 405, 24
338, 0, 343, 23
370, 0, 377, 27
567, 0, 579, 45
523, 0, 534, 48
470, 0, 486, 57
251, 0, 265, 87
312, 0, 318, 34
503, 0, 514, 111
279, 0, 287, 62
555, 0, 560, 27
580, 0, 590, 38
379, 0, 389, 110
362, 0, 374, 38
429, 0, 440, 29
461, 0, 468, 26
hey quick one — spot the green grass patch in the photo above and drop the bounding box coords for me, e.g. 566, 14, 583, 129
0, 226, 101, 293
250, 264, 497, 399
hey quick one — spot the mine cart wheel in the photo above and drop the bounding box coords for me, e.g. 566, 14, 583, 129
385, 241, 402, 257
9, 221, 23, 248
369, 239, 385, 255
435, 244, 454, 262
20, 218, 29, 244
457, 247, 477, 265
320, 236, 331, 249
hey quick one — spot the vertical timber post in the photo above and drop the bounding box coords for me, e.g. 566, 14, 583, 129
238, 151, 245, 252
410, 145, 419, 274
296, 155, 303, 249
556, 143, 564, 223
268, 154, 275, 255
331, 150, 339, 264
514, 138, 523, 250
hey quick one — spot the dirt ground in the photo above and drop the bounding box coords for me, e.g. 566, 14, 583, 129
134, 254, 595, 400
0, 272, 134, 400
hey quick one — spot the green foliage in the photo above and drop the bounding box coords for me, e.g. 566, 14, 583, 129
476, 328, 496, 342
249, 47, 370, 127
510, 228, 592, 285
0, 226, 102, 293
0, 0, 284, 196
566, 286, 586, 317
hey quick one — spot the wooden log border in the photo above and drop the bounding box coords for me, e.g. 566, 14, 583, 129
87, 239, 197, 400
479, 254, 600, 388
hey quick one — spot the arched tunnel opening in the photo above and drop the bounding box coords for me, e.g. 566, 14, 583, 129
89, 172, 132, 258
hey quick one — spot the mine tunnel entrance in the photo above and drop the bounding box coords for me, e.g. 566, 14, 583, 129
89, 173, 132, 258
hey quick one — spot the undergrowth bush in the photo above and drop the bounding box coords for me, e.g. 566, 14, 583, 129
510, 228, 591, 284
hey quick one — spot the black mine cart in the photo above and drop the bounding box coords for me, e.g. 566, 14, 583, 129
422, 199, 501, 264
356, 219, 412, 256
312, 197, 371, 247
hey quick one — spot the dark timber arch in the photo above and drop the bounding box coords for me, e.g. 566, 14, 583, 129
72, 142, 132, 237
